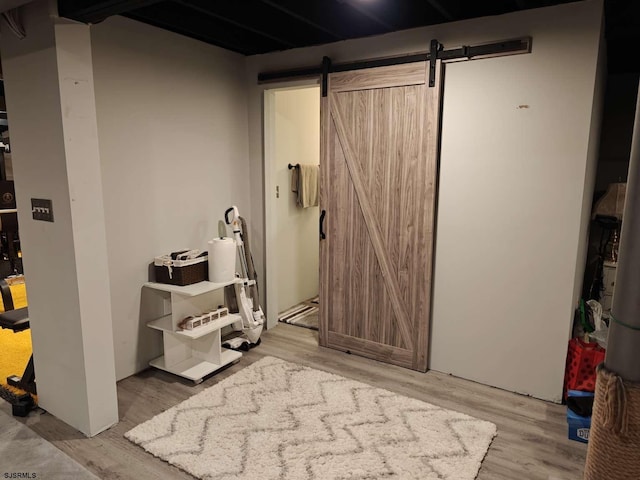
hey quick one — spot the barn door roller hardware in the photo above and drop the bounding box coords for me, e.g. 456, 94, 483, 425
321, 56, 331, 97
429, 39, 443, 87
258, 37, 532, 92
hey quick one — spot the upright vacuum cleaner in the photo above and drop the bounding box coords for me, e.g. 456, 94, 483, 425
222, 206, 265, 351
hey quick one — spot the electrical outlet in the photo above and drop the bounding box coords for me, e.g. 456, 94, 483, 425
276, 185, 280, 198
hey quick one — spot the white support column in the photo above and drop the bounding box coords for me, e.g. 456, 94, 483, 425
0, 0, 118, 436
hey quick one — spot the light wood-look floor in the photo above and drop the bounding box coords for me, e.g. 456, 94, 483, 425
4, 324, 586, 479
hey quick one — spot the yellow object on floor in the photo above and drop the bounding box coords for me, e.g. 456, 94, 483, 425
0, 281, 31, 397
0, 328, 31, 390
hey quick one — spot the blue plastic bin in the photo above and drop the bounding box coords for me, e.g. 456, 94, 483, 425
567, 390, 594, 443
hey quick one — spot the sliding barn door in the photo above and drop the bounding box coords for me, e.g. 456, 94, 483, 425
319, 61, 442, 371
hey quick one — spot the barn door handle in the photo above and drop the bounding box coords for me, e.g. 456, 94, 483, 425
319, 210, 326, 240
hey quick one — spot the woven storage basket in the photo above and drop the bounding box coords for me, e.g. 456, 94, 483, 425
584, 365, 640, 479
154, 255, 208, 286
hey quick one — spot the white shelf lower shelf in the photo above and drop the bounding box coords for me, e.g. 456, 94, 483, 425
149, 349, 242, 382
147, 313, 241, 339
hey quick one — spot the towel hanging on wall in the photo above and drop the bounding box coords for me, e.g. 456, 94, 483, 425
290, 164, 319, 208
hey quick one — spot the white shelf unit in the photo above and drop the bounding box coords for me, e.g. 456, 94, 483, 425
144, 279, 243, 383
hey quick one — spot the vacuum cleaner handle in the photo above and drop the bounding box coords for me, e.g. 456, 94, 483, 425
224, 207, 238, 225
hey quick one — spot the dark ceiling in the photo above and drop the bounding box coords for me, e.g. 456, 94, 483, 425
58, 0, 640, 74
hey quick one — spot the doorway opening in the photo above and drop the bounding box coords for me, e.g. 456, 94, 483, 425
264, 84, 321, 333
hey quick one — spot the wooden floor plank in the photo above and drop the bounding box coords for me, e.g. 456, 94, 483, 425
3, 324, 586, 479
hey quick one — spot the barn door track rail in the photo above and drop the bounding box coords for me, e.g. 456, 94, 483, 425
258, 37, 532, 95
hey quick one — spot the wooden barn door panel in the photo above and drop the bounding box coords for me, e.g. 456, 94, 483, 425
319, 61, 442, 371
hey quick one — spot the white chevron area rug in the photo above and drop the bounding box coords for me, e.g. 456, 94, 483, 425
125, 357, 497, 480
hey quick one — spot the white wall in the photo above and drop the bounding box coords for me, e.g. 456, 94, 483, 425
246, 0, 604, 401
91, 16, 251, 380
432, 3, 603, 402
273, 87, 320, 312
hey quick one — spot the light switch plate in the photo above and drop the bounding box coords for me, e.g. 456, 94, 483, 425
31, 198, 54, 222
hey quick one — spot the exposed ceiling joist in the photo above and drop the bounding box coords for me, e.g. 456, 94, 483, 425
339, 0, 396, 31
58, 0, 161, 24
174, 0, 296, 49
125, 10, 251, 54
257, 0, 344, 41
426, 0, 454, 21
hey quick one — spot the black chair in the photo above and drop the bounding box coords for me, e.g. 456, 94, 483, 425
0, 278, 35, 395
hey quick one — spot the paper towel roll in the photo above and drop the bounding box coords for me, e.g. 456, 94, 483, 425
208, 237, 236, 283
